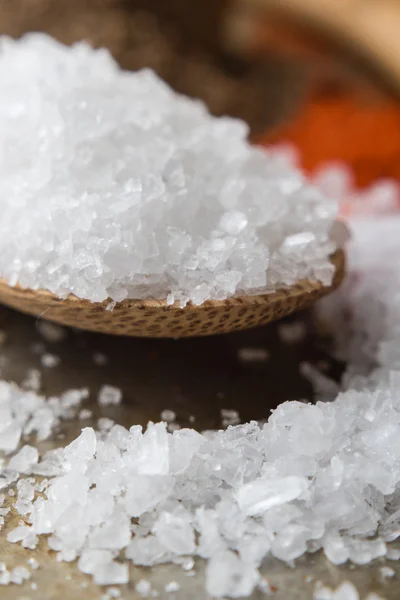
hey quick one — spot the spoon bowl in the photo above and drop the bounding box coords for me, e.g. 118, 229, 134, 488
0, 250, 344, 338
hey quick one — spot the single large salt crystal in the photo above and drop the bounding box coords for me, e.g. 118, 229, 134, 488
236, 476, 308, 516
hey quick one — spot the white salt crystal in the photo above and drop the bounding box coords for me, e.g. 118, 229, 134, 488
236, 476, 308, 516
0, 570, 10, 585
153, 512, 195, 555
313, 584, 333, 600
0, 34, 337, 307
8, 445, 39, 473
387, 549, 400, 560
332, 582, 359, 600
37, 321, 66, 343
380, 566, 395, 578
93, 352, 108, 366
40, 353, 60, 368
220, 409, 240, 427
277, 321, 307, 344
365, 594, 387, 600
98, 418, 115, 430
206, 550, 260, 598
160, 410, 176, 423
106, 587, 121, 598
237, 348, 270, 364
10, 566, 30, 584
93, 562, 129, 586
21, 369, 41, 392
27, 558, 39, 570
79, 409, 92, 420
98, 385, 122, 406
136, 580, 152, 597
165, 581, 180, 593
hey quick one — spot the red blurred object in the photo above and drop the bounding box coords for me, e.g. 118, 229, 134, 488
257, 92, 400, 189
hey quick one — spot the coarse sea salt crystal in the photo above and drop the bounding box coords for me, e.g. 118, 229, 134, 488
40, 353, 60, 368
136, 579, 152, 597
237, 347, 270, 364
0, 34, 337, 307
8, 445, 39, 473
5, 210, 400, 598
97, 385, 122, 406
165, 581, 180, 593
36, 321, 66, 343
9, 566, 30, 584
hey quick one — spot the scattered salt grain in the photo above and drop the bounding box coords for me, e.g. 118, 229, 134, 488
237, 347, 270, 364
387, 549, 400, 560
40, 354, 60, 368
93, 352, 108, 366
97, 417, 115, 430
220, 409, 240, 427
258, 578, 274, 595
98, 385, 122, 406
27, 559, 39, 570
21, 369, 41, 392
206, 550, 260, 598
277, 321, 307, 344
36, 322, 66, 343
167, 423, 181, 433
0, 570, 10, 585
136, 579, 152, 597
299, 361, 340, 401
10, 567, 30, 584
380, 566, 395, 579
160, 410, 176, 423
79, 409, 93, 420
0, 34, 337, 307
31, 343, 45, 355
332, 582, 359, 600
31, 582, 37, 590
106, 587, 121, 598
165, 581, 180, 593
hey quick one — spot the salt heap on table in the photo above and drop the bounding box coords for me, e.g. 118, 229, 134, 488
0, 33, 336, 306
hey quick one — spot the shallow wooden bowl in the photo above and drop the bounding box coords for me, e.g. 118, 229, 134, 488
0, 250, 344, 338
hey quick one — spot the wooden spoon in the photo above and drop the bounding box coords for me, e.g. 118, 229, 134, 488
0, 250, 344, 338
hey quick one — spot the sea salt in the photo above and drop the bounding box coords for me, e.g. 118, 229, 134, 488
160, 410, 176, 423
40, 354, 60, 368
97, 385, 122, 406
10, 566, 30, 584
277, 321, 307, 344
36, 322, 66, 343
136, 579, 152, 597
380, 566, 395, 578
220, 409, 240, 427
165, 581, 180, 593
0, 34, 337, 307
237, 347, 270, 364
2, 166, 400, 600
93, 352, 108, 366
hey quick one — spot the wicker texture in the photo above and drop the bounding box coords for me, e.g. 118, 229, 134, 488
0, 251, 344, 338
